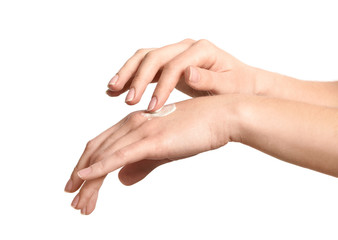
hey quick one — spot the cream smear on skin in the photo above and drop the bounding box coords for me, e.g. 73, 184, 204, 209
142, 103, 176, 119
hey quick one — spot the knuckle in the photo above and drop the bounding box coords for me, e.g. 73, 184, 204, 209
141, 50, 162, 68
181, 38, 195, 44
85, 139, 97, 151
196, 39, 211, 47
128, 112, 145, 126
135, 48, 148, 55
115, 149, 126, 161
144, 50, 156, 60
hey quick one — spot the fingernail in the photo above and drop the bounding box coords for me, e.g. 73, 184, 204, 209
125, 87, 135, 102
71, 194, 80, 208
64, 179, 73, 193
81, 207, 87, 215
154, 106, 163, 113
77, 167, 92, 179
108, 74, 119, 86
147, 96, 157, 111
188, 66, 199, 83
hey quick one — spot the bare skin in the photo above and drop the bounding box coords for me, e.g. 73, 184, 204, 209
106, 38, 338, 108
65, 39, 338, 215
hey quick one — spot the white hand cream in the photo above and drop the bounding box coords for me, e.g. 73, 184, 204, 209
142, 103, 176, 119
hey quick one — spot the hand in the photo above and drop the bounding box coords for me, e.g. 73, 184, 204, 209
106, 39, 257, 112
65, 96, 238, 215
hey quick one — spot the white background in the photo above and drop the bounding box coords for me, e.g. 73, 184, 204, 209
1, 0, 337, 239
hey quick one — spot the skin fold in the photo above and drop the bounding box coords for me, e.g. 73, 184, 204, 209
65, 39, 338, 215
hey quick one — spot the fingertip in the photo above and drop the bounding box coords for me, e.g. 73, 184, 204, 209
106, 89, 126, 97
86, 191, 99, 215
106, 89, 114, 96
124, 87, 143, 105
77, 167, 92, 180
108, 74, 119, 88
125, 99, 140, 106
125, 90, 141, 105
65, 177, 84, 193
125, 87, 135, 103
185, 66, 199, 83
81, 207, 87, 215
64, 179, 73, 193
108, 84, 124, 92
71, 194, 80, 209
147, 96, 158, 112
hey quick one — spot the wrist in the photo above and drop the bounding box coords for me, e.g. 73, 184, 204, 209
211, 94, 249, 144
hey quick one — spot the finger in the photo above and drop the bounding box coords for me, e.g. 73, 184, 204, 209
106, 77, 132, 97
125, 39, 195, 105
72, 132, 140, 214
77, 138, 154, 180
72, 176, 103, 215
118, 159, 172, 186
85, 190, 99, 215
64, 117, 128, 193
184, 66, 225, 94
175, 75, 210, 97
106, 89, 126, 97
93, 112, 147, 155
89, 120, 148, 166
71, 175, 104, 215
109, 70, 162, 98
72, 121, 148, 213
108, 48, 155, 92
148, 39, 217, 112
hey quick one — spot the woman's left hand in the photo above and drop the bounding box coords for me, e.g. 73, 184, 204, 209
64, 96, 237, 215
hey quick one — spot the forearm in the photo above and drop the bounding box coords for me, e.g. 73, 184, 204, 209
252, 67, 338, 108
227, 94, 338, 177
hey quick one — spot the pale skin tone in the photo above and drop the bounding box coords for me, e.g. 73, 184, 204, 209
65, 39, 338, 215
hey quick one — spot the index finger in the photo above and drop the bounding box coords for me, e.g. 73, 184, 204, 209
108, 48, 155, 92
64, 116, 128, 193
76, 138, 155, 181
147, 39, 217, 112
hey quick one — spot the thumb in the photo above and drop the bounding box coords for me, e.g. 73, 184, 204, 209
184, 66, 224, 92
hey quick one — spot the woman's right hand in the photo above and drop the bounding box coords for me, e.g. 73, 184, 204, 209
106, 39, 258, 112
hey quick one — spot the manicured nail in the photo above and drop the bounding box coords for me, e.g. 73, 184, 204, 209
125, 88, 135, 102
64, 179, 73, 192
81, 207, 87, 215
71, 194, 80, 208
188, 66, 199, 83
147, 96, 157, 111
77, 167, 92, 179
108, 74, 119, 86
